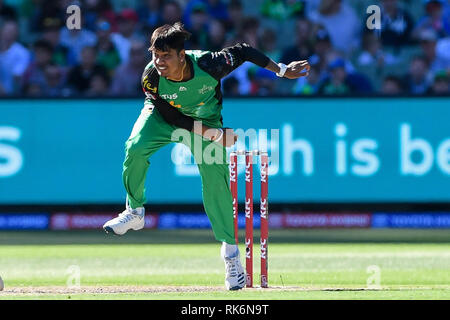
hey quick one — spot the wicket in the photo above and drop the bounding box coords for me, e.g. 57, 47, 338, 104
230, 150, 269, 288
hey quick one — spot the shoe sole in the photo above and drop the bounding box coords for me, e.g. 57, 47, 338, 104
228, 285, 244, 291
103, 226, 123, 235
103, 224, 144, 236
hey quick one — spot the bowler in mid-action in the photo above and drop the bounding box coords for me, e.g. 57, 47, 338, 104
103, 22, 309, 290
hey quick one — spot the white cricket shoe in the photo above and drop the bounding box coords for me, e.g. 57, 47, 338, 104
103, 207, 145, 235
223, 249, 246, 290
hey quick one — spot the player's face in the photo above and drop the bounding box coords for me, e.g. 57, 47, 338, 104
152, 48, 184, 78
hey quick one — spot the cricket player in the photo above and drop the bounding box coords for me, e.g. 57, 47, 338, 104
103, 22, 309, 290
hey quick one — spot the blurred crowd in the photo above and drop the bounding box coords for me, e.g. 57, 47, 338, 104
0, 0, 449, 97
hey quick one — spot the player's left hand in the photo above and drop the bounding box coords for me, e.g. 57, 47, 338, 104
284, 60, 310, 79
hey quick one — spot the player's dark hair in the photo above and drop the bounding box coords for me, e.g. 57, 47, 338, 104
149, 22, 191, 53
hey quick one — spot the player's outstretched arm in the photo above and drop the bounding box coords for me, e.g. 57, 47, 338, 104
198, 42, 310, 80
265, 60, 310, 79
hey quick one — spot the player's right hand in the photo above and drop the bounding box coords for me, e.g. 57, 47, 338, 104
221, 128, 238, 147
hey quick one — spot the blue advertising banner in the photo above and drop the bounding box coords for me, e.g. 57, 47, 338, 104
372, 213, 450, 228
1, 97, 450, 204
0, 213, 49, 230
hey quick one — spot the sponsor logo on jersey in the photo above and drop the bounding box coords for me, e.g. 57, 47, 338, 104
161, 93, 178, 100
142, 76, 157, 93
198, 84, 213, 94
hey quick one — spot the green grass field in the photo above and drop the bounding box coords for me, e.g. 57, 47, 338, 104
0, 229, 449, 300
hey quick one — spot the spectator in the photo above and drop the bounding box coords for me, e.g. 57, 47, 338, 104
444, 0, 450, 31
0, 0, 17, 21
138, 0, 163, 33
292, 64, 321, 95
95, 19, 121, 73
111, 41, 148, 96
248, 28, 284, 95
226, 0, 244, 36
404, 56, 432, 94
66, 46, 108, 95
23, 82, 44, 96
0, 20, 31, 95
222, 76, 240, 96
117, 9, 142, 39
41, 17, 74, 66
112, 9, 144, 65
238, 17, 261, 48
319, 58, 372, 94
428, 70, 449, 93
306, 28, 352, 78
205, 0, 230, 22
307, 0, 360, 55
186, 3, 210, 49
30, 0, 65, 32
305, 0, 321, 15
357, 31, 398, 68
346, 72, 373, 93
250, 68, 277, 96
60, 22, 97, 64
22, 40, 54, 91
381, 75, 405, 95
161, 1, 183, 25
183, 0, 229, 29
261, 0, 305, 21
417, 28, 450, 72
259, 28, 281, 62
414, 0, 450, 39
83, 0, 117, 32
319, 58, 352, 95
280, 16, 313, 64
207, 19, 227, 51
379, 0, 415, 48
43, 64, 66, 96
435, 36, 450, 69
85, 71, 110, 97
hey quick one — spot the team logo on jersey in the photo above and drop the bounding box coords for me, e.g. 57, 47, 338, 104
198, 84, 213, 94
161, 93, 178, 100
179, 86, 187, 91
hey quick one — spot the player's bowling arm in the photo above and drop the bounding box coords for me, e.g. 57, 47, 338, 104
198, 42, 270, 79
150, 96, 234, 145
199, 42, 309, 80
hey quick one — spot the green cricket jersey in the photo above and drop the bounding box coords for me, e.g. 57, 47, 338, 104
141, 43, 270, 129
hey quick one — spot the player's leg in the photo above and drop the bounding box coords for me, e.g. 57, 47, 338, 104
182, 133, 235, 243
104, 107, 175, 235
122, 107, 175, 209
182, 134, 245, 290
